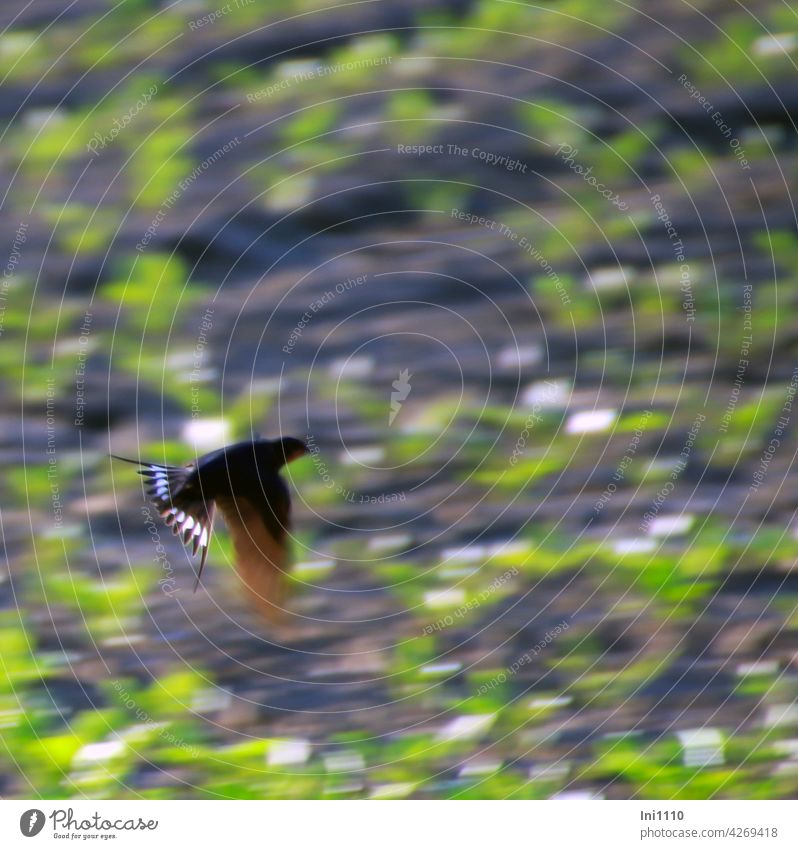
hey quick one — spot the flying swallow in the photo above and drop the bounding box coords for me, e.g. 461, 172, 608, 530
113, 437, 308, 620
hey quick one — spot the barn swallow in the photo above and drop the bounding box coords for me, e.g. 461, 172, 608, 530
113, 437, 308, 619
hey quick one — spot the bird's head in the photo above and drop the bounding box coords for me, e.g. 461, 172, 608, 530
270, 436, 309, 468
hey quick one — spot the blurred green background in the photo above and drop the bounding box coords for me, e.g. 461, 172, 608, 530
2, 0, 798, 800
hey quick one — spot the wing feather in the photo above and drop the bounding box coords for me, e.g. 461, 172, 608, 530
113, 456, 215, 588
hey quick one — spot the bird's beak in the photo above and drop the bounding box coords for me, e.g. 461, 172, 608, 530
286, 443, 310, 464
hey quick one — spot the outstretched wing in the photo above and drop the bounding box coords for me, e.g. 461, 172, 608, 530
112, 455, 215, 587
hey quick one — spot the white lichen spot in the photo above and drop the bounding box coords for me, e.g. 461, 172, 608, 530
267, 738, 312, 767
437, 713, 495, 742
565, 408, 617, 435
182, 418, 231, 450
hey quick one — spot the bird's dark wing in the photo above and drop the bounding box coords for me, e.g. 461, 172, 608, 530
215, 488, 291, 621
112, 455, 215, 586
